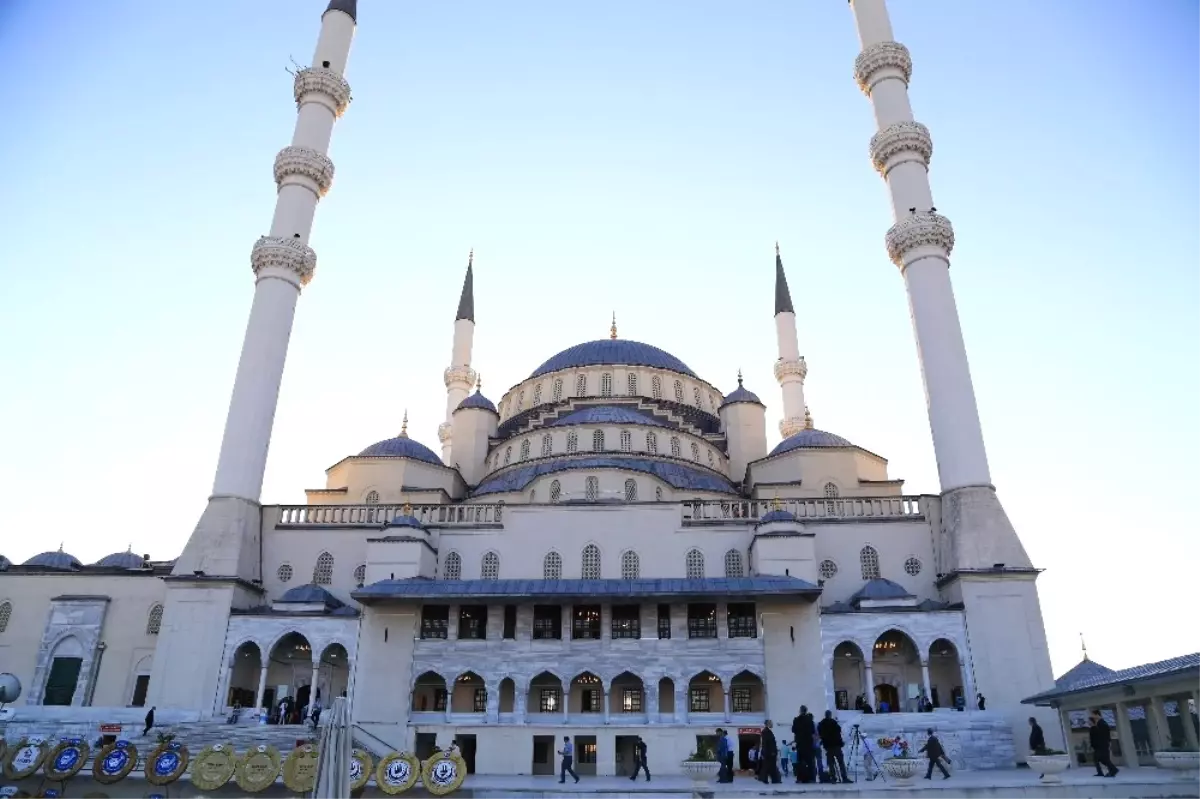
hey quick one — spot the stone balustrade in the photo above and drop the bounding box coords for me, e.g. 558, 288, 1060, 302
277, 502, 504, 527
682, 496, 924, 524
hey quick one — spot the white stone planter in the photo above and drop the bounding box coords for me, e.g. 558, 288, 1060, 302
881, 757, 923, 786
680, 760, 721, 786
1027, 754, 1071, 784
1154, 750, 1200, 780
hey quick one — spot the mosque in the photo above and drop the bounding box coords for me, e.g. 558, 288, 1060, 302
0, 0, 1076, 778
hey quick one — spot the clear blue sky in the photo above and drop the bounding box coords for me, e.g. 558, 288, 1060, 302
1, 1, 1196, 677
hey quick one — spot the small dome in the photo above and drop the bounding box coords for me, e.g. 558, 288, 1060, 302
23, 549, 82, 570
721, 375, 762, 408
357, 434, 442, 465
94, 550, 147, 569
547, 405, 672, 429
0, 555, 10, 571
386, 514, 425, 530
457, 390, 497, 413
278, 583, 343, 605
529, 339, 696, 379
769, 427, 853, 455
849, 577, 914, 603
760, 508, 797, 523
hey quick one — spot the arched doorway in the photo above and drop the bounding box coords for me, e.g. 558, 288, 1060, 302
227, 641, 262, 709
268, 632, 313, 722
527, 671, 564, 717
411, 671, 448, 713
316, 643, 349, 703
927, 638, 964, 709
129, 655, 153, 707
871, 629, 920, 712
569, 671, 604, 715
498, 677, 516, 715
42, 635, 84, 706
832, 641, 866, 710
657, 677, 675, 719
451, 671, 486, 714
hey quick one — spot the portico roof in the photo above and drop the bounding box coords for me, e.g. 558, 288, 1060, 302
352, 575, 820, 604
1021, 652, 1200, 706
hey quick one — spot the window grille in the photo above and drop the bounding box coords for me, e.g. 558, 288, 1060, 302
364, 490, 379, 504
689, 688, 711, 712
674, 380, 684, 401
542, 433, 553, 456
313, 552, 334, 585
860, 546, 881, 580
646, 432, 657, 453
727, 602, 757, 638
620, 430, 631, 452
277, 564, 293, 583
904, 557, 923, 576
353, 564, 366, 584
504, 446, 512, 464
724, 549, 744, 578
655, 486, 663, 501
146, 604, 163, 635
553, 379, 563, 401
627, 373, 638, 395
576, 374, 587, 396
670, 437, 681, 457
549, 480, 562, 503
601, 373, 613, 397
585, 476, 599, 501
819, 559, 839, 580
567, 431, 578, 453
582, 544, 601, 578
482, 551, 500, 580
443, 551, 462, 580
690, 442, 700, 461
421, 606, 449, 639
543, 551, 562, 579
533, 384, 542, 405
518, 390, 525, 410
520, 439, 530, 460
685, 549, 705, 579
473, 688, 487, 712
623, 689, 643, 712
732, 687, 752, 713
0, 601, 11, 634
693, 387, 702, 407
624, 478, 637, 502
652, 376, 662, 399
592, 430, 604, 452
621, 550, 640, 579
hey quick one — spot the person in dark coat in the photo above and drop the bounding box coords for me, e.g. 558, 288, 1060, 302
919, 728, 951, 780
1029, 717, 1047, 779
790, 706, 816, 783
817, 710, 850, 783
1088, 712, 1119, 777
629, 736, 650, 781
759, 720, 782, 784
142, 706, 156, 737
976, 693, 986, 710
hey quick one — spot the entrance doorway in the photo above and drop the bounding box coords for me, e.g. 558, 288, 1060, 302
615, 735, 638, 776
531, 735, 556, 776
874, 683, 899, 712
737, 731, 760, 772
575, 735, 598, 776
456, 734, 477, 774
415, 732, 438, 762
44, 657, 82, 706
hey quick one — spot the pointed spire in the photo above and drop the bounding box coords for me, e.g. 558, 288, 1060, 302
455, 250, 475, 322
775, 242, 794, 315
610, 312, 618, 340
476, 374, 483, 392
58, 542, 64, 553
400, 410, 409, 438
737, 369, 744, 387
1080, 632, 1088, 661
323, 0, 357, 22
803, 407, 814, 430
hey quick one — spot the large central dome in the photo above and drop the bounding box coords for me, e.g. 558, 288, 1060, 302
529, 339, 696, 379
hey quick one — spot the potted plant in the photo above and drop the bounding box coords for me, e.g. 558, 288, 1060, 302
1027, 747, 1071, 783
1153, 745, 1200, 780
877, 737, 922, 786
680, 744, 720, 786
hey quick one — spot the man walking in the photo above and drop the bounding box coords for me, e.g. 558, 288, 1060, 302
919, 728, 951, 780
715, 729, 731, 783
759, 720, 782, 784
557, 735, 580, 784
791, 705, 816, 783
1088, 711, 1119, 778
629, 736, 650, 782
817, 710, 850, 784
779, 740, 791, 777
142, 706, 156, 737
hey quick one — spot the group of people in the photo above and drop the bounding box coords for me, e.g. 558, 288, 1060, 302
272, 693, 321, 726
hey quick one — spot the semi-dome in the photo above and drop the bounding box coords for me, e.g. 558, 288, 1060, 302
769, 427, 853, 456
529, 339, 696, 379
94, 550, 147, 569
547, 405, 672, 429
23, 549, 82, 570
357, 434, 442, 465
457, 390, 497, 413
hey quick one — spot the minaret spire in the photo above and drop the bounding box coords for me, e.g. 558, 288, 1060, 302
775, 242, 794, 314
610, 312, 618, 340
772, 243, 808, 438
400, 409, 409, 437
441, 250, 479, 463
455, 250, 475, 322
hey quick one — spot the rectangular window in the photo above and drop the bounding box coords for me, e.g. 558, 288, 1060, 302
533, 605, 562, 640
539, 688, 561, 713
473, 687, 487, 713
687, 603, 717, 639
582, 688, 601, 712
727, 602, 757, 639
611, 604, 640, 639
623, 688, 643, 713
420, 605, 450, 639
572, 605, 601, 640
458, 605, 487, 640
732, 687, 752, 713
503, 605, 517, 639
578, 742, 597, 764
434, 688, 448, 711
689, 687, 710, 712
657, 604, 671, 639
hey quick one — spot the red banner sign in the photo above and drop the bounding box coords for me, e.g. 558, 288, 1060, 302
99, 724, 122, 733
737, 727, 761, 735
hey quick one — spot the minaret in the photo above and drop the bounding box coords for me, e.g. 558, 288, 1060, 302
440, 251, 478, 464
848, 0, 1057, 751
150, 0, 357, 712
772, 243, 808, 439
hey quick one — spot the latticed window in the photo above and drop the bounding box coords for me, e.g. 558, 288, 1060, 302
709, 394, 717, 411
504, 446, 512, 464
674, 380, 684, 401
277, 564, 293, 583
620, 430, 631, 452
0, 600, 11, 634
860, 546, 880, 580
482, 551, 500, 580
707, 450, 714, 466
601, 373, 613, 397
443, 551, 462, 580
354, 564, 366, 584
621, 550, 639, 579
553, 379, 563, 401
824, 481, 839, 513
585, 476, 599, 500
819, 559, 839, 580
518, 390, 525, 410
693, 386, 702, 407
533, 384, 542, 405
624, 478, 637, 502
904, 557, 923, 576
582, 544, 601, 578
567, 431, 578, 453
520, 439, 530, 460
646, 432, 657, 454
313, 552, 334, 585
670, 437, 681, 457
652, 376, 662, 399
690, 442, 700, 461
824, 482, 839, 497
576, 374, 587, 396
550, 479, 562, 502
364, 490, 379, 505
592, 430, 605, 452
724, 549, 744, 578
627, 373, 638, 395
732, 687, 752, 713
146, 604, 163, 635
544, 551, 562, 579
685, 549, 705, 579
541, 434, 553, 456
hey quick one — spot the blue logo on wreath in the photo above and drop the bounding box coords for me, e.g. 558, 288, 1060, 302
154, 751, 180, 776
54, 748, 81, 771
43, 791, 59, 798
101, 749, 129, 775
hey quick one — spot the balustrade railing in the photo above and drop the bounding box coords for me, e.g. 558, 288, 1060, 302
276, 503, 503, 527
682, 496, 923, 524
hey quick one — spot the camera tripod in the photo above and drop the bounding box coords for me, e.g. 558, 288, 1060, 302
846, 724, 885, 783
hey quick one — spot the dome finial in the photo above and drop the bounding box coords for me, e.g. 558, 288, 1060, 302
804, 406, 814, 430
772, 493, 782, 511
468, 247, 474, 267
476, 374, 483, 392
402, 501, 413, 516
1080, 631, 1088, 661
58, 542, 64, 552
737, 369, 744, 387
126, 543, 133, 553
775, 240, 780, 257
610, 312, 618, 340
400, 409, 409, 438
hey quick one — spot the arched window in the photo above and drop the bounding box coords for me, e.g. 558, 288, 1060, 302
673, 380, 684, 402
685, 549, 705, 579
621, 550, 640, 579
693, 386, 702, 407
364, 490, 380, 505
0, 600, 11, 634
482, 551, 500, 580
504, 446, 512, 464
277, 564, 293, 583
553, 379, 563, 401
550, 479, 562, 502
530, 488, 536, 502
576, 373, 587, 396
533, 384, 543, 405
567, 431, 578, 453
624, 479, 637, 502
709, 394, 717, 411
724, 549, 744, 578
520, 439, 531, 461
627, 373, 638, 395
690, 442, 700, 461
655, 486, 663, 501
354, 564, 366, 584
582, 544, 601, 579
620, 430, 631, 452
313, 552, 334, 585
670, 437, 681, 457
651, 376, 662, 399
443, 552, 462, 580
592, 430, 605, 452
543, 551, 562, 579
146, 604, 163, 635
824, 482, 839, 497
904, 557, 923, 576
518, 390, 525, 410
819, 559, 839, 580
646, 432, 658, 453
707, 450, 714, 466
541, 433, 553, 456
860, 546, 880, 580
585, 476, 599, 501
601, 373, 613, 397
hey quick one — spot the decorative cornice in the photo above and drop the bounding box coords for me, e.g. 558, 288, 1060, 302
869, 121, 932, 176
854, 41, 912, 96
273, 146, 335, 197
444, 365, 477, 389
293, 67, 352, 118
885, 213, 955, 269
437, 423, 453, 443
773, 358, 808, 383
779, 417, 806, 438
251, 236, 317, 287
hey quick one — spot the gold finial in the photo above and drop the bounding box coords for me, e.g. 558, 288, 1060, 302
610, 312, 618, 340
400, 409, 409, 437
402, 501, 413, 516
772, 494, 782, 511
803, 406, 814, 430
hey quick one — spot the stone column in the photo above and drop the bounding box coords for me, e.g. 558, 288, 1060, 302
218, 663, 233, 714
723, 688, 732, 723
1057, 708, 1075, 768
515, 685, 528, 725
601, 605, 612, 641
864, 661, 875, 708
1181, 694, 1199, 750
563, 679, 571, 724
255, 665, 269, 712
676, 682, 688, 723
1148, 696, 1172, 752
603, 689, 611, 726
717, 602, 729, 640
920, 661, 932, 707
960, 658, 974, 710
310, 660, 321, 711
485, 681, 500, 723
1114, 702, 1140, 769
645, 678, 659, 724
447, 605, 459, 641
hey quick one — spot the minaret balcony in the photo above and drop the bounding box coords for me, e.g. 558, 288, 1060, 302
869, 121, 932, 177
251, 236, 317, 287
779, 416, 806, 438
293, 67, 352, 118
444, 365, 478, 389
773, 358, 808, 383
274, 146, 335, 197
854, 41, 912, 96
885, 213, 955, 270
438, 423, 453, 444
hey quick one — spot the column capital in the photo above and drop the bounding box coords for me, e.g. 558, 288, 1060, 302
869, 121, 932, 176
885, 212, 955, 269
854, 40, 912, 96
293, 67, 352, 117
274, 146, 335, 198
251, 236, 316, 287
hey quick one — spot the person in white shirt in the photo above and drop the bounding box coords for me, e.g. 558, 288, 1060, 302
557, 736, 580, 784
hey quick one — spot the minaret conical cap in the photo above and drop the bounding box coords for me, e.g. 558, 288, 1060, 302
324, 0, 357, 22
455, 250, 475, 322
775, 242, 794, 315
